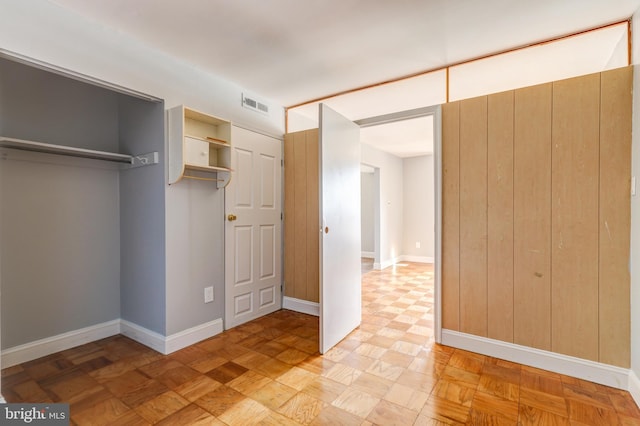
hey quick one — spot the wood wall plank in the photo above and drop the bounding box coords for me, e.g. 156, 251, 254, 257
306, 129, 320, 303
487, 91, 514, 342
441, 68, 631, 365
293, 131, 308, 300
283, 129, 321, 303
513, 83, 552, 351
551, 73, 600, 361
283, 133, 296, 298
599, 66, 632, 367
459, 96, 488, 337
442, 101, 461, 331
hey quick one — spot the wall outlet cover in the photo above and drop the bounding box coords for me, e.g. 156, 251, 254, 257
204, 286, 214, 303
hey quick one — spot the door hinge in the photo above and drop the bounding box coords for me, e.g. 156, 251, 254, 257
281, 159, 284, 167
281, 212, 283, 220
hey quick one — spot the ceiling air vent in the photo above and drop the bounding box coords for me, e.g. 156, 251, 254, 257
242, 93, 269, 115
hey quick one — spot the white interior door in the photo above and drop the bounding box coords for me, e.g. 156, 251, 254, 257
225, 126, 282, 329
319, 104, 361, 353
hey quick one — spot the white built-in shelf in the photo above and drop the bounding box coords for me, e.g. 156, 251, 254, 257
167, 105, 232, 188
0, 136, 158, 167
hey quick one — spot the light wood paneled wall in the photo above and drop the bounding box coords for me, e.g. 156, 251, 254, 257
459, 97, 488, 337
442, 102, 461, 330
598, 67, 632, 367
513, 83, 552, 351
284, 129, 320, 303
487, 91, 514, 343
441, 67, 632, 367
551, 73, 600, 361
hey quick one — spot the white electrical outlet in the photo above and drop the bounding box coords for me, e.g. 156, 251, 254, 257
204, 286, 214, 303
416, 242, 421, 249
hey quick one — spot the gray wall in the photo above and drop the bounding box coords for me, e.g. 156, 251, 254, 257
402, 155, 434, 259
165, 181, 224, 335
361, 144, 403, 267
1, 1, 287, 346
118, 97, 166, 334
0, 58, 122, 347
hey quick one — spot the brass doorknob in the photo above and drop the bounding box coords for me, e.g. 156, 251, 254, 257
228, 214, 237, 221
325, 226, 329, 234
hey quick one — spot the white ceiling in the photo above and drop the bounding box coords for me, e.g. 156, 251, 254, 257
47, 0, 640, 158
361, 116, 434, 158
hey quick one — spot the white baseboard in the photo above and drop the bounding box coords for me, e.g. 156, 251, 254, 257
283, 297, 319, 317
1, 317, 224, 366
165, 319, 223, 354
121, 318, 224, 355
379, 257, 400, 270
361, 251, 375, 259
1, 320, 120, 368
378, 255, 434, 269
442, 329, 629, 390
120, 320, 166, 354
629, 370, 640, 406
399, 255, 434, 264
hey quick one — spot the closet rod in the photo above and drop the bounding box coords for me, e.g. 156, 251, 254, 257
0, 136, 132, 164
0, 137, 159, 168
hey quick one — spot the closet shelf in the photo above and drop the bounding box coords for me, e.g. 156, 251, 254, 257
167, 105, 232, 188
0, 136, 158, 167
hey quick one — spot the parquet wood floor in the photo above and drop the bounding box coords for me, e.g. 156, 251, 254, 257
3, 262, 639, 425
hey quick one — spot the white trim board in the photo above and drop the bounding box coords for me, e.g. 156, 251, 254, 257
361, 251, 375, 258
1, 318, 224, 367
165, 319, 224, 353
399, 255, 434, 264
629, 370, 640, 408
119, 320, 166, 354
283, 297, 319, 317
442, 329, 629, 390
121, 318, 223, 355
1, 320, 120, 368
379, 257, 401, 270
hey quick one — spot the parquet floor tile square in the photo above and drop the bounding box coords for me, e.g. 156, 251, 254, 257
3, 261, 639, 425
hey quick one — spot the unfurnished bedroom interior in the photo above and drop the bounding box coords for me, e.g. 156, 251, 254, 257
2, 1, 640, 425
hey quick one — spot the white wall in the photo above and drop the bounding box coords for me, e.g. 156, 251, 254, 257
630, 7, 640, 396
402, 155, 434, 260
361, 171, 376, 255
361, 144, 403, 268
0, 0, 285, 338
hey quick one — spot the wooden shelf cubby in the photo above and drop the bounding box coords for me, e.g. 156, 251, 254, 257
168, 105, 232, 187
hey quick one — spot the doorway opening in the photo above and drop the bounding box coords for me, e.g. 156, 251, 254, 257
355, 105, 442, 343
360, 163, 380, 273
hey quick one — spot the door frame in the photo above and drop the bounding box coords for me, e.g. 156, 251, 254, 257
355, 104, 443, 343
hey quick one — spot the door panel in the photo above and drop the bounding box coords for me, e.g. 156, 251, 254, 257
235, 148, 253, 207
234, 226, 253, 284
260, 225, 276, 279
260, 154, 276, 208
319, 104, 361, 354
225, 126, 282, 329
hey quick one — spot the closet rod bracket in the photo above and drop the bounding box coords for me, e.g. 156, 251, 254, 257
130, 152, 159, 168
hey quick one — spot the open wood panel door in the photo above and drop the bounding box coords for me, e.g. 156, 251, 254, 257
319, 104, 361, 353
